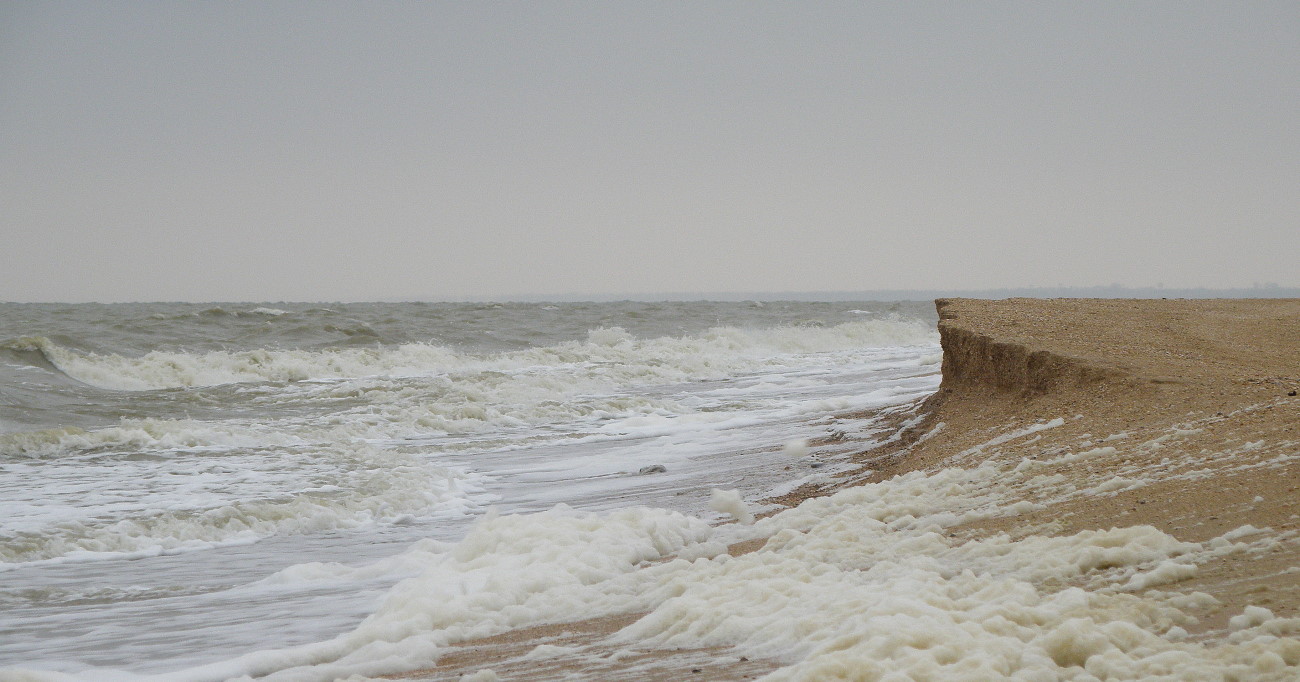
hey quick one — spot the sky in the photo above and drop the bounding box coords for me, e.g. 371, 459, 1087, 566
2, 2, 1297, 302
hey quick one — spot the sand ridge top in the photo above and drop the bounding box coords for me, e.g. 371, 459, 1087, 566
935, 297, 1300, 393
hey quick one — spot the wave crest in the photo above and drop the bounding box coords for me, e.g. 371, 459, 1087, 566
11, 319, 936, 392
0, 445, 484, 566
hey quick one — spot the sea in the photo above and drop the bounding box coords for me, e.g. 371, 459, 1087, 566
0, 300, 942, 679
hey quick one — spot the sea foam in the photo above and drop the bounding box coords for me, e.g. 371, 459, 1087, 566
165, 459, 1300, 681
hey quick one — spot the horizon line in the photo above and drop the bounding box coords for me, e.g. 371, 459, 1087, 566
6, 284, 1300, 305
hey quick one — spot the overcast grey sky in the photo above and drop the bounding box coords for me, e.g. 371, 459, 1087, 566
2, 2, 1297, 302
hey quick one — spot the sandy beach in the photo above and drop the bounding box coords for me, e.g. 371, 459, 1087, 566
383, 298, 1300, 681
863, 298, 1300, 628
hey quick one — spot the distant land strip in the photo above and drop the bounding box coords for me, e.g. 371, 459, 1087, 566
391, 285, 1300, 303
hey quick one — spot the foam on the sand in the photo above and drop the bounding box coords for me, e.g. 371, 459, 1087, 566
612, 462, 1299, 680
75, 445, 1289, 681
709, 489, 754, 525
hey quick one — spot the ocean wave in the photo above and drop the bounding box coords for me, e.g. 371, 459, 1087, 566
1, 336, 67, 374
18, 319, 936, 392
12, 336, 460, 390
0, 419, 286, 459
0, 447, 485, 567
3, 322, 939, 449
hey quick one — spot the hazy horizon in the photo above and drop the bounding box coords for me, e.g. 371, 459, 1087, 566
4, 2, 1297, 302
6, 283, 1300, 306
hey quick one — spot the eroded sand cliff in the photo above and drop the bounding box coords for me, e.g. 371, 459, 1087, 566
865, 298, 1300, 631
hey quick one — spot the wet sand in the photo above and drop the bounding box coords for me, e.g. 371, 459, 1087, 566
387, 298, 1300, 680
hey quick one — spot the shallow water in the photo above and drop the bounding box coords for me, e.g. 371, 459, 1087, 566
0, 300, 940, 677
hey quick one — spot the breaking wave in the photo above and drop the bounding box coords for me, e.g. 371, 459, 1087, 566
0, 419, 288, 459
0, 445, 486, 566
7, 319, 936, 391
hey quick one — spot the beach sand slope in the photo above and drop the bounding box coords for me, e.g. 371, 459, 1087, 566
893, 298, 1300, 633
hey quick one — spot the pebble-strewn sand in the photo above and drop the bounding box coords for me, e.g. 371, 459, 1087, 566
389, 298, 1300, 680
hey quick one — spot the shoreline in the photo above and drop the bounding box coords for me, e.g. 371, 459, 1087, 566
388, 298, 1300, 680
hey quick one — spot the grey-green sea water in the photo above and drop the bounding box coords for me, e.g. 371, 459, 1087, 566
0, 300, 940, 677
